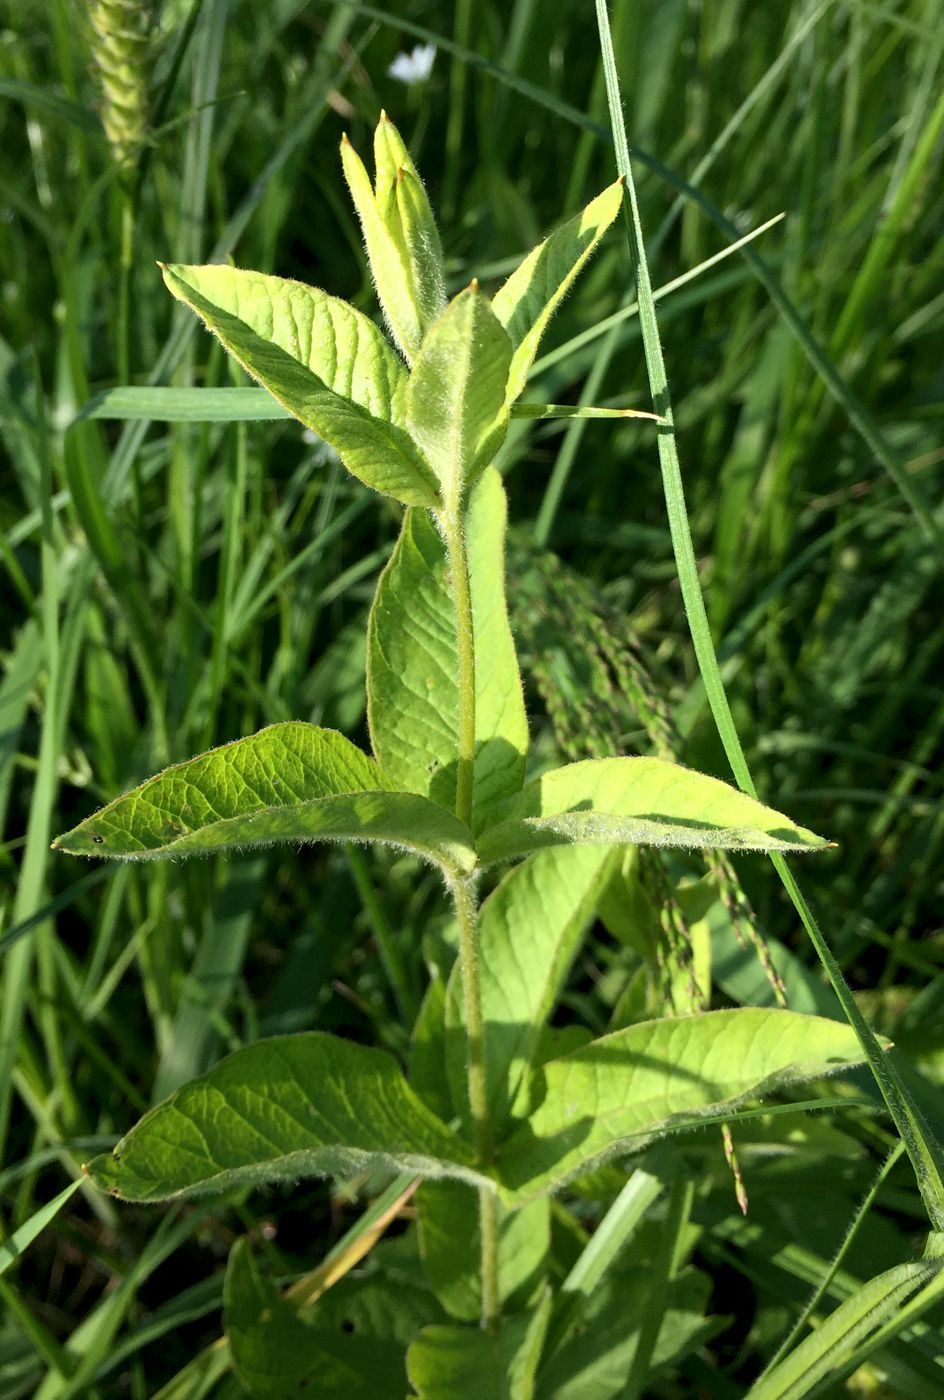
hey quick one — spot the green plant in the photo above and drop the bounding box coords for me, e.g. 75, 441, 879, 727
52, 114, 873, 1393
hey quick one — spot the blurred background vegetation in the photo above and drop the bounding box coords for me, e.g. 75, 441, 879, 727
1, 0, 943, 1394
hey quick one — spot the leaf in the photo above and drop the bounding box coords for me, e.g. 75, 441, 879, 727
493, 180, 624, 402
367, 468, 527, 830
495, 1009, 870, 1203
52, 722, 475, 875
417, 1179, 549, 1321
444, 847, 616, 1135
341, 116, 446, 362
407, 1293, 551, 1400
225, 1238, 406, 1399
746, 1259, 940, 1400
86, 1032, 487, 1202
475, 756, 831, 866
538, 1265, 716, 1400
406, 286, 513, 510
160, 262, 440, 507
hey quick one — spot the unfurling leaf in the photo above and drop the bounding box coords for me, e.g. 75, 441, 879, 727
342, 114, 446, 361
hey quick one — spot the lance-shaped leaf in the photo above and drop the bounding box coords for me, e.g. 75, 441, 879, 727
493, 179, 624, 403
53, 722, 476, 875
495, 1009, 869, 1203
475, 756, 830, 866
225, 1239, 407, 1399
444, 847, 616, 1134
341, 114, 446, 362
367, 467, 528, 830
160, 262, 440, 507
406, 286, 513, 510
87, 1032, 487, 1202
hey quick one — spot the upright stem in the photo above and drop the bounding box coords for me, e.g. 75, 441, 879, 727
452, 873, 500, 1330
442, 509, 476, 829
443, 504, 500, 1329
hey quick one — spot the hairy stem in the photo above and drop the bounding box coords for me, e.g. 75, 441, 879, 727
452, 873, 500, 1328
444, 507, 499, 1326
442, 509, 475, 829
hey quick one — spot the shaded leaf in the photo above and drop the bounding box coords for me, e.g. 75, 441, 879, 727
407, 1293, 551, 1399
225, 1238, 405, 1399
87, 1032, 486, 1202
418, 1179, 549, 1321
496, 1009, 869, 1203
475, 756, 830, 866
53, 722, 475, 875
161, 262, 440, 506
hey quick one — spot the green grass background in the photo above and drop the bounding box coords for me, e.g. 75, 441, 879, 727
2, 0, 943, 1394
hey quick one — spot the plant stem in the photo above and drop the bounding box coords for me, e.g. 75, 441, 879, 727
452, 872, 500, 1329
442, 509, 476, 828
444, 506, 499, 1328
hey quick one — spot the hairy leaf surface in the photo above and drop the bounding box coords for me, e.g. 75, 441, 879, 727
367, 468, 527, 829
496, 1009, 868, 1202
493, 180, 624, 401
54, 722, 475, 873
161, 262, 440, 506
475, 756, 829, 865
87, 1033, 485, 1201
406, 286, 512, 508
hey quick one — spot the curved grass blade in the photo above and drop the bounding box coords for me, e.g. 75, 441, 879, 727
53, 722, 475, 875
746, 1259, 942, 1400
593, 0, 944, 1230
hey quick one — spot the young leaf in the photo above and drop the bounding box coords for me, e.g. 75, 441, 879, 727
418, 1179, 550, 1321
367, 467, 528, 830
475, 756, 830, 866
493, 180, 624, 402
53, 722, 475, 875
444, 846, 616, 1134
407, 1292, 551, 1400
496, 1009, 870, 1203
341, 115, 446, 362
87, 1032, 488, 1202
406, 286, 513, 510
225, 1238, 406, 1399
160, 262, 440, 507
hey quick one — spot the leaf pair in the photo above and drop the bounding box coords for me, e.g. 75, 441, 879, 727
85, 1008, 871, 1206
